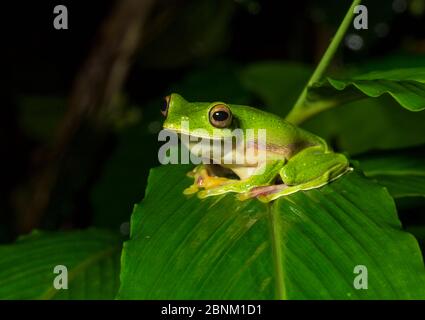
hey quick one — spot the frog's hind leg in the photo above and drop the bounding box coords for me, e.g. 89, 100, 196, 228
258, 147, 351, 202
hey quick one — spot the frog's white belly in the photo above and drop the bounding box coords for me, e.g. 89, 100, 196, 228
218, 143, 263, 179
222, 165, 259, 180
181, 135, 267, 180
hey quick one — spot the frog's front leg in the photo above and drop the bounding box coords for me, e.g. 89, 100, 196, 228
197, 160, 285, 198
258, 146, 351, 202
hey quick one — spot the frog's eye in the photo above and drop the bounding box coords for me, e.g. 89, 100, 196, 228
209, 104, 232, 128
161, 95, 171, 117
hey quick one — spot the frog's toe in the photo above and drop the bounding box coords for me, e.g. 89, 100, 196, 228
200, 176, 231, 189
198, 189, 218, 198
236, 192, 253, 201
183, 184, 199, 195
198, 185, 234, 198
197, 190, 210, 198
257, 195, 272, 203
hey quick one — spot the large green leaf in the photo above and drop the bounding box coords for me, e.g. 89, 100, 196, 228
356, 147, 425, 198
0, 229, 122, 299
118, 165, 425, 299
287, 68, 425, 123
312, 68, 425, 112
239, 62, 425, 154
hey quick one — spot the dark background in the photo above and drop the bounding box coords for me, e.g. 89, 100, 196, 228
2, 0, 425, 243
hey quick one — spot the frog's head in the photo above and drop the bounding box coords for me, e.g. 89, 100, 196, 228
161, 93, 236, 139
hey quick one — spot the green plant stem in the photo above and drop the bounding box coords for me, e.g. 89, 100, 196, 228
285, 0, 362, 124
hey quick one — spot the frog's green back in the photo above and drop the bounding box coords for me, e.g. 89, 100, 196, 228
229, 103, 327, 154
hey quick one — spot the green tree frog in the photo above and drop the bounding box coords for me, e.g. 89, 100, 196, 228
161, 93, 351, 202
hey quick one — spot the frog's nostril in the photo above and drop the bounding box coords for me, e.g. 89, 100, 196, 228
161, 95, 170, 117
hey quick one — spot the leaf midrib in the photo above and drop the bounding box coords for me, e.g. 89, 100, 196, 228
268, 203, 286, 300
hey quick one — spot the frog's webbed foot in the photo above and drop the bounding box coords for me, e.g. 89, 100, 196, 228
183, 164, 236, 195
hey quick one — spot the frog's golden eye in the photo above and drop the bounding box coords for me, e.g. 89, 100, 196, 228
161, 95, 171, 117
209, 104, 232, 128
